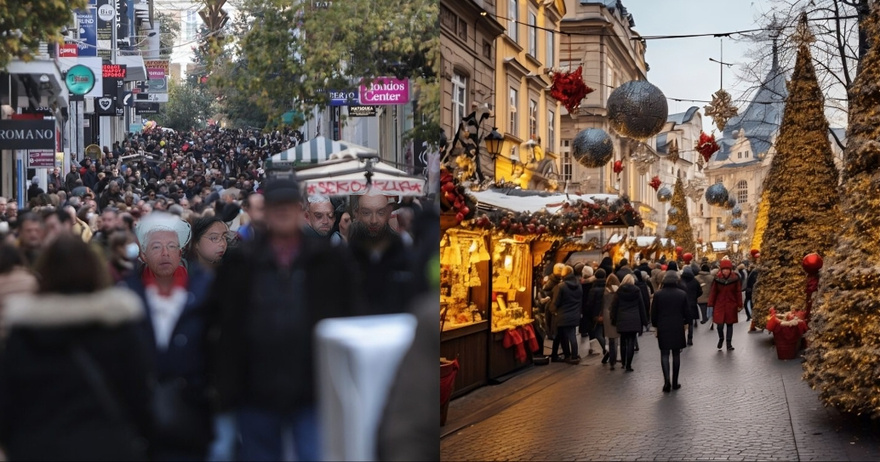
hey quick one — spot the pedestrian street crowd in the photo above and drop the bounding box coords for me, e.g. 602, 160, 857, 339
0, 126, 438, 461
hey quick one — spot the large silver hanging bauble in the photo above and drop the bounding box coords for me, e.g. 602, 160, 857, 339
731, 218, 747, 230
657, 186, 673, 203
607, 80, 669, 140
705, 183, 729, 206
666, 224, 678, 234
724, 197, 737, 210
731, 204, 743, 217
571, 128, 614, 168
667, 207, 679, 217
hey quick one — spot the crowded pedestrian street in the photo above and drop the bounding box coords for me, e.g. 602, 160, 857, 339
441, 314, 880, 461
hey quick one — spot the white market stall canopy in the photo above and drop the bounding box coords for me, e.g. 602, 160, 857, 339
296, 157, 426, 197
711, 241, 728, 252
269, 137, 376, 167
469, 189, 621, 214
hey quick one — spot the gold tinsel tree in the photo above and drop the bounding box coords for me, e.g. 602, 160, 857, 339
667, 177, 696, 256
750, 188, 770, 253
751, 16, 841, 329
803, 5, 880, 419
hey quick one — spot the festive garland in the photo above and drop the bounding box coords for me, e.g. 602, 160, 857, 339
549, 66, 595, 113
465, 195, 644, 237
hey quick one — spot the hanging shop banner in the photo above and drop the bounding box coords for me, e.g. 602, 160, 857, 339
75, 8, 98, 57
0, 120, 56, 150
328, 90, 359, 107
358, 77, 410, 105
348, 105, 377, 117
26, 150, 56, 168
96, 0, 114, 59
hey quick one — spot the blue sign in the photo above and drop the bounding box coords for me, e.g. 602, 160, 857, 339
328, 90, 359, 106
76, 8, 97, 57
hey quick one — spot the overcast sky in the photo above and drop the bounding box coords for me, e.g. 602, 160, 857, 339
623, 0, 772, 132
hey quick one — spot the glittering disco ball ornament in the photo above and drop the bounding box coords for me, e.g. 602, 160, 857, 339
607, 80, 669, 140
724, 197, 737, 210
717, 223, 726, 232
666, 224, 678, 233
572, 128, 614, 168
657, 186, 673, 202
705, 183, 729, 206
731, 204, 743, 217
667, 206, 679, 217
731, 218, 747, 230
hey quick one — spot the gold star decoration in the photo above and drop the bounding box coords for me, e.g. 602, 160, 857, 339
704, 89, 738, 131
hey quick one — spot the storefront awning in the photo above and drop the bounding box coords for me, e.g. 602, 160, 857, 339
116, 55, 147, 82
470, 189, 622, 214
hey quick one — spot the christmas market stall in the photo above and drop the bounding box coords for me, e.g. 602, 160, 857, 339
440, 174, 643, 399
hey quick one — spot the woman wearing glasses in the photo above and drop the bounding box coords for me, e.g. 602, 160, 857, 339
188, 216, 231, 271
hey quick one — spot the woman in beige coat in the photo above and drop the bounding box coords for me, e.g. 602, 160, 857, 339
602, 272, 621, 370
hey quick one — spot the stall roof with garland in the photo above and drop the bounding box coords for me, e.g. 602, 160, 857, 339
471, 189, 621, 214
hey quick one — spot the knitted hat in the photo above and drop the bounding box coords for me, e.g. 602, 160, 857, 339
582, 266, 594, 279
720, 258, 734, 270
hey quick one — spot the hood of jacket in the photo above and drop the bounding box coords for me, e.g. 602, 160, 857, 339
4, 287, 143, 330
617, 283, 641, 301
713, 271, 740, 285
681, 267, 695, 282
563, 274, 580, 289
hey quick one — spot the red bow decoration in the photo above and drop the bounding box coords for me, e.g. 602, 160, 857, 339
613, 160, 624, 175
696, 131, 720, 163
649, 175, 661, 191
550, 66, 594, 113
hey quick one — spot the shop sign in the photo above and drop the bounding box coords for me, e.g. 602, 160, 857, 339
27, 150, 55, 168
328, 90, 359, 106
59, 43, 78, 57
348, 105, 377, 117
85, 144, 102, 159
359, 77, 409, 105
75, 9, 97, 57
135, 102, 160, 115
102, 63, 127, 79
304, 178, 425, 196
65, 64, 96, 95
0, 120, 56, 150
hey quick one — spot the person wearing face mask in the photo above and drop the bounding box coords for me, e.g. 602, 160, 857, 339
108, 231, 139, 283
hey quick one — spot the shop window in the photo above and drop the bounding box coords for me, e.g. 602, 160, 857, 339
509, 87, 518, 134
527, 11, 537, 57
546, 30, 554, 66
547, 109, 555, 153
452, 72, 467, 130
440, 230, 491, 332
737, 180, 748, 204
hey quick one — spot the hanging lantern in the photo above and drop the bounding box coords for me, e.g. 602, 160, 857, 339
657, 186, 673, 202
731, 204, 743, 217
705, 183, 729, 206
571, 128, 614, 168
667, 206, 679, 217
649, 175, 662, 191
731, 218, 747, 230
606, 80, 669, 140
613, 160, 624, 175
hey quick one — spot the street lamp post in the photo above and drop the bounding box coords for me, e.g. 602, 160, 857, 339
484, 127, 504, 160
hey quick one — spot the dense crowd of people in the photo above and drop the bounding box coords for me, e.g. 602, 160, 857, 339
0, 126, 438, 461
538, 254, 756, 392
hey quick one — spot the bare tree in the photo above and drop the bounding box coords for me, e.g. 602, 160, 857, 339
732, 0, 871, 149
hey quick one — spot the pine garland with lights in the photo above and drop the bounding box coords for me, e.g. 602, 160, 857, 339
750, 188, 770, 253
803, 5, 880, 419
751, 18, 841, 330
667, 177, 696, 256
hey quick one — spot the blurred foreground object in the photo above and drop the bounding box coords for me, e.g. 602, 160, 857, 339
315, 313, 417, 461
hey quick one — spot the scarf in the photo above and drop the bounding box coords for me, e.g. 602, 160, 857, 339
142, 265, 188, 292
142, 265, 189, 350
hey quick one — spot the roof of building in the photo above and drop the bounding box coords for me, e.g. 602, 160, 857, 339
713, 57, 788, 162
578, 0, 636, 27
656, 106, 700, 154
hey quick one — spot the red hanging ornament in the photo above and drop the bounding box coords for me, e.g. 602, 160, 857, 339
802, 253, 823, 274
613, 160, 624, 175
549, 66, 595, 113
696, 131, 720, 163
682, 252, 693, 263
649, 175, 661, 191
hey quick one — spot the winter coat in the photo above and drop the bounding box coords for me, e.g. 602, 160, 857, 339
680, 269, 703, 320
708, 272, 742, 324
602, 286, 619, 339
581, 277, 606, 334
124, 263, 215, 455
545, 275, 563, 334
633, 274, 653, 317
0, 288, 153, 461
598, 257, 614, 278
554, 274, 583, 328
349, 228, 414, 316
611, 284, 647, 334
651, 283, 690, 351
204, 232, 362, 414
745, 268, 760, 295
695, 270, 713, 304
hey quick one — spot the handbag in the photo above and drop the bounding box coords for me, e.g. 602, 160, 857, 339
151, 379, 213, 450
70, 346, 148, 458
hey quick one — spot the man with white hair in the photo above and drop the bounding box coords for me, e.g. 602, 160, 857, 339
124, 212, 216, 460
303, 194, 340, 240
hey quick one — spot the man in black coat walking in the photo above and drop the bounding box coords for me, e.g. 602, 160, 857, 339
651, 271, 691, 392
204, 178, 363, 461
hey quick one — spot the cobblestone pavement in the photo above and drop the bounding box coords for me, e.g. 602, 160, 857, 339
441, 314, 880, 461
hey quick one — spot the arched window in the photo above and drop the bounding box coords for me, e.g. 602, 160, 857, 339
737, 180, 748, 204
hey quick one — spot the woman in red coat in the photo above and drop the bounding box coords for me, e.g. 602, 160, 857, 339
707, 258, 742, 351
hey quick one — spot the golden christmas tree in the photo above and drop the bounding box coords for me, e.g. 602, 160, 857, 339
803, 5, 880, 419
751, 15, 841, 329
750, 188, 770, 252
667, 177, 696, 256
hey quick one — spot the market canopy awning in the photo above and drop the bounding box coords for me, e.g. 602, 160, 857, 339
469, 189, 621, 214
296, 157, 425, 197
268, 137, 374, 167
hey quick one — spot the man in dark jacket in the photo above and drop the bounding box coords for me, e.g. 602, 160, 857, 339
582, 268, 607, 361
680, 267, 703, 346
745, 266, 759, 322
553, 266, 583, 364
611, 275, 647, 372
651, 271, 691, 392
204, 178, 362, 461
